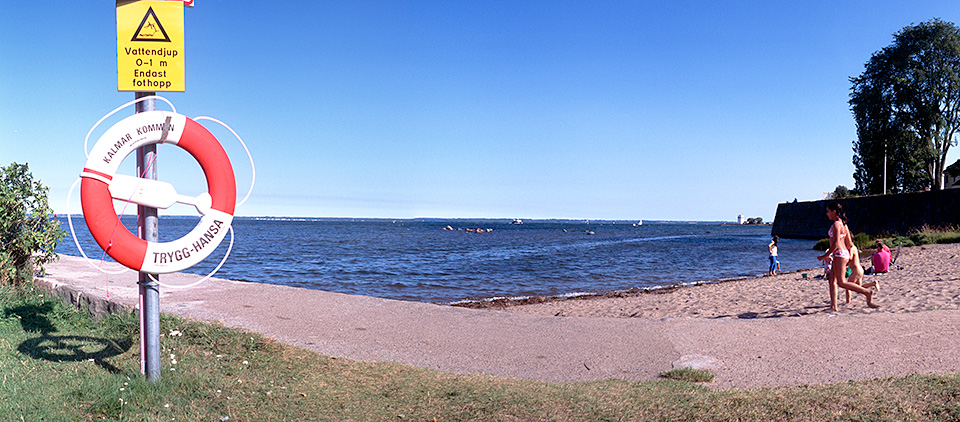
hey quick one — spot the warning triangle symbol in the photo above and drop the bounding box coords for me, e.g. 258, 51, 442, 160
131, 7, 171, 42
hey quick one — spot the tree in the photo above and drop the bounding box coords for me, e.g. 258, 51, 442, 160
0, 163, 65, 284
832, 185, 853, 199
850, 18, 960, 194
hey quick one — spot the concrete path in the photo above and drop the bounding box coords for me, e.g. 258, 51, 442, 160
34, 255, 960, 389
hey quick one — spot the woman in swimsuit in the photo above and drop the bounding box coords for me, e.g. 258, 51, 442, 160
817, 202, 878, 311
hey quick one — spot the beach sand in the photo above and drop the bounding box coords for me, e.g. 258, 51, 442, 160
468, 243, 960, 320
35, 243, 960, 389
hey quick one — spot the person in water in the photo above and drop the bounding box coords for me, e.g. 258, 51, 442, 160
817, 202, 878, 311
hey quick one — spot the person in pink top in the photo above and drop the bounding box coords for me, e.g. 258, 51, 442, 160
872, 239, 891, 273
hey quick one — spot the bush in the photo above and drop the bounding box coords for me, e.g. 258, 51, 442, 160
815, 232, 901, 251
910, 231, 960, 245
813, 238, 830, 251
886, 236, 915, 248
814, 226, 960, 251
852, 233, 872, 251
0, 163, 65, 284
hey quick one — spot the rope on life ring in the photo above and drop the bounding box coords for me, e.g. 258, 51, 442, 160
79, 110, 237, 274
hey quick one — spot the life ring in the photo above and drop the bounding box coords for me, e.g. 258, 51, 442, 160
80, 111, 236, 274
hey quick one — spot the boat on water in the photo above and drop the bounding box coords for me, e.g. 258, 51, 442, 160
633, 220, 642, 226
511, 219, 523, 225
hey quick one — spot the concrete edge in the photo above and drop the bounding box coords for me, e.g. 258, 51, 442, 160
33, 278, 134, 319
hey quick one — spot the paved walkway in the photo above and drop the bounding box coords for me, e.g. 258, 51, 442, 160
35, 255, 960, 389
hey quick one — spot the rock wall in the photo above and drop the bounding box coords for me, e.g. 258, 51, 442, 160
771, 189, 960, 239
34, 278, 133, 319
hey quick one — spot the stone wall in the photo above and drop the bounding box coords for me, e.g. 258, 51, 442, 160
771, 189, 960, 239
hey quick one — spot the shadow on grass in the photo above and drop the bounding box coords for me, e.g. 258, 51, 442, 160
5, 303, 132, 373
4, 303, 58, 333
18, 335, 132, 373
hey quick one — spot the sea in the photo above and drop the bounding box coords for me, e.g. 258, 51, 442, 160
56, 217, 821, 305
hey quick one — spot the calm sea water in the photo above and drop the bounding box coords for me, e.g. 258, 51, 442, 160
56, 217, 820, 304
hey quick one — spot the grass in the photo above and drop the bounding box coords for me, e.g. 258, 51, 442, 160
3, 283, 960, 421
887, 225, 960, 248
660, 368, 715, 383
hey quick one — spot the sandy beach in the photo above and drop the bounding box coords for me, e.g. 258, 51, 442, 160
473, 242, 960, 320
35, 243, 960, 389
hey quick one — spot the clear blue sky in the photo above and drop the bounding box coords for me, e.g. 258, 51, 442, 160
2, 1, 959, 221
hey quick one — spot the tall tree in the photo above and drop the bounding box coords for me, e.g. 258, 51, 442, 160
850, 18, 960, 193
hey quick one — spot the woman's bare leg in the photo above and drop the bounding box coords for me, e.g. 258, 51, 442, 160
829, 257, 847, 311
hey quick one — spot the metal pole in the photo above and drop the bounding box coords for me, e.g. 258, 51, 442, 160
136, 91, 161, 382
883, 141, 887, 195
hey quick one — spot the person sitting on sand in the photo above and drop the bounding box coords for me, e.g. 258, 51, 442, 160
872, 239, 891, 273
768, 235, 780, 276
817, 202, 878, 311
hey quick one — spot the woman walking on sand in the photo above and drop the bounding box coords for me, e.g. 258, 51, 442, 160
817, 202, 878, 311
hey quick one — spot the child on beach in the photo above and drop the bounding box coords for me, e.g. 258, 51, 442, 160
768, 235, 780, 276
845, 245, 879, 303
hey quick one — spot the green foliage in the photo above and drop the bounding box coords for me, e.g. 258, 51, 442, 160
852, 232, 872, 251
813, 238, 830, 251
881, 226, 960, 248
886, 236, 917, 248
907, 225, 960, 245
850, 18, 960, 194
815, 227, 960, 251
832, 185, 853, 199
0, 163, 65, 285
812, 233, 872, 251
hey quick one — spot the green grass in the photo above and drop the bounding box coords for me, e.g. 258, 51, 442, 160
660, 367, 715, 383
4, 283, 960, 421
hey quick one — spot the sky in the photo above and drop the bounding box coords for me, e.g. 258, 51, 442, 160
2, 1, 960, 222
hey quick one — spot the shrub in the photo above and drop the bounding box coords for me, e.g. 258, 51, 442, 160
813, 238, 830, 251
887, 236, 915, 248
815, 226, 960, 251
852, 233, 872, 251
0, 163, 65, 284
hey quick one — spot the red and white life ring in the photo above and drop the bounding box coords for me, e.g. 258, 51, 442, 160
80, 111, 236, 274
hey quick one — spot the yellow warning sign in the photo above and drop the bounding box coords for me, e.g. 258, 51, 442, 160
117, 1, 184, 92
